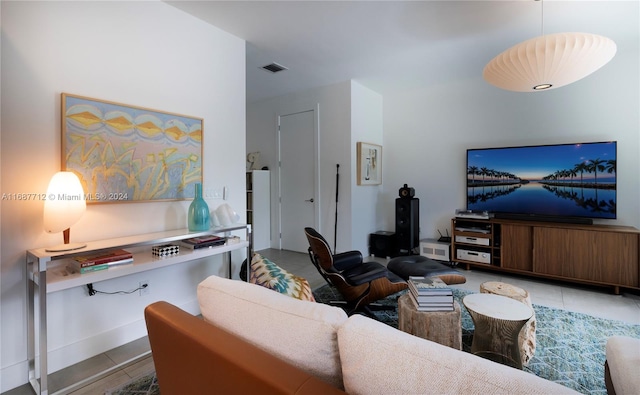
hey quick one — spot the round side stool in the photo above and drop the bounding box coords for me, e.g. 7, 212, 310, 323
480, 281, 536, 365
463, 293, 533, 369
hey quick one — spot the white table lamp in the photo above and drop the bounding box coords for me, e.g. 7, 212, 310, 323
44, 171, 87, 252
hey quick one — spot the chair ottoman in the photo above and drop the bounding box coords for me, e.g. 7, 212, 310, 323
387, 255, 466, 285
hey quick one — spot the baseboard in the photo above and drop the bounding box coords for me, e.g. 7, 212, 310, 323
1, 298, 200, 393
47, 318, 149, 374
1, 359, 28, 393
48, 298, 201, 372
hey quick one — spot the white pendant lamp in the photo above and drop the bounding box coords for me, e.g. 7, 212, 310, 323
483, 1, 616, 92
483, 33, 617, 92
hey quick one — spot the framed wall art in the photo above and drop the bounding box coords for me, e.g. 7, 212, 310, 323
357, 142, 382, 185
62, 93, 203, 203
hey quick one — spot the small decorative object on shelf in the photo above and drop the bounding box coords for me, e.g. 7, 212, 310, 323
179, 235, 226, 250
212, 203, 240, 227
188, 183, 210, 231
152, 244, 180, 257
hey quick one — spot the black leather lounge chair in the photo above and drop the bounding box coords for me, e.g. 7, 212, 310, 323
304, 227, 407, 316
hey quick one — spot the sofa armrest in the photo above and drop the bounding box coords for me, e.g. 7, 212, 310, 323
145, 301, 345, 395
605, 336, 640, 395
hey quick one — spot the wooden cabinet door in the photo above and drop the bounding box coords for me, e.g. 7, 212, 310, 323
533, 227, 638, 286
501, 224, 533, 271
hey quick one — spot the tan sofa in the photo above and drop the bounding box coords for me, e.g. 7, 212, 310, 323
145, 301, 344, 395
146, 275, 578, 394
605, 336, 640, 395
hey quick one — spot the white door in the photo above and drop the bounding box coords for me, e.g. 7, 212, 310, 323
279, 109, 317, 252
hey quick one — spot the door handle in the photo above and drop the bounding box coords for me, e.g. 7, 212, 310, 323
305, 198, 314, 203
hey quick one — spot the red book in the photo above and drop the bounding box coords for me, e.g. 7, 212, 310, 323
72, 249, 133, 268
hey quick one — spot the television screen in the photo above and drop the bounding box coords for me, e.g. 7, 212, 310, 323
466, 141, 617, 220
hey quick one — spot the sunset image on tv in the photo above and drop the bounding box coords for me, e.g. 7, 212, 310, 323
466, 142, 616, 220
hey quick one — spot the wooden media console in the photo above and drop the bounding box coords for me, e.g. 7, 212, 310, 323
451, 217, 640, 294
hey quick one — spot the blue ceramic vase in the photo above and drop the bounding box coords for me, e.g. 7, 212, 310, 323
188, 183, 210, 231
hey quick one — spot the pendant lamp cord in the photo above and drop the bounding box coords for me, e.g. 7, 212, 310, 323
539, 0, 545, 36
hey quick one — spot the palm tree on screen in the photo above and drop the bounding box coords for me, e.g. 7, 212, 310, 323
574, 162, 589, 185
587, 159, 606, 185
480, 167, 489, 184
605, 159, 616, 176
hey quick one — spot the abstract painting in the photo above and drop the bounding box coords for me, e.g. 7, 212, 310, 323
357, 142, 382, 185
62, 93, 203, 203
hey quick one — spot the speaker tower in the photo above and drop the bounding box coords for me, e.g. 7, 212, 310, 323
395, 197, 419, 254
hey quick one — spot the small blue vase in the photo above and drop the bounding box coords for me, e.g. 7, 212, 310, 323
188, 183, 210, 231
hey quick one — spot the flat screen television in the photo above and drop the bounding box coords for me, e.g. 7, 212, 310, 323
466, 141, 617, 223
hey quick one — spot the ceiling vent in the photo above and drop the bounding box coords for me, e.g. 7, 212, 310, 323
261, 62, 288, 73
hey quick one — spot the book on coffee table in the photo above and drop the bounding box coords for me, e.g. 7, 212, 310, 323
408, 292, 454, 312
408, 276, 452, 296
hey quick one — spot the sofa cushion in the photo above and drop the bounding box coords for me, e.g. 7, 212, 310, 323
606, 335, 640, 395
197, 275, 348, 389
337, 314, 578, 395
250, 253, 315, 301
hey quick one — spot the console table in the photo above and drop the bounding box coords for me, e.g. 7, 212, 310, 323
26, 225, 250, 395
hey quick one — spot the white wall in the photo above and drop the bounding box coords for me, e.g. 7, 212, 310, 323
350, 82, 384, 253
381, 0, 639, 236
1, 1, 246, 391
247, 81, 356, 253
383, 30, 639, 238
248, 1, 639, 254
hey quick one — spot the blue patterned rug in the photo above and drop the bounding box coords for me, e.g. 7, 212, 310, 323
104, 372, 159, 395
313, 285, 640, 394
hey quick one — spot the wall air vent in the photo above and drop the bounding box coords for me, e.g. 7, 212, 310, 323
261, 62, 288, 73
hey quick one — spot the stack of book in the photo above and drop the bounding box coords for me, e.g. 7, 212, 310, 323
407, 276, 454, 312
179, 235, 226, 250
68, 249, 134, 274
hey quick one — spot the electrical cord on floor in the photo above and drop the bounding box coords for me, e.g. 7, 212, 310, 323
86, 283, 147, 296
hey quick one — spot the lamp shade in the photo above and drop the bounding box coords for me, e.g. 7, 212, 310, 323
43, 171, 86, 234
483, 32, 617, 92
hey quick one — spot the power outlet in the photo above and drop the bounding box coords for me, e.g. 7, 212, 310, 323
139, 281, 150, 296
204, 188, 223, 199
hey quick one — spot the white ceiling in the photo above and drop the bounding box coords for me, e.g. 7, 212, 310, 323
167, 1, 638, 103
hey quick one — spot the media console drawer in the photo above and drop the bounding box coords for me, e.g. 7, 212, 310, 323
454, 235, 490, 246
456, 249, 491, 264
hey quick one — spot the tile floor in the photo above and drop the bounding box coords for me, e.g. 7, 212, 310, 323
261, 248, 640, 325
5, 248, 640, 395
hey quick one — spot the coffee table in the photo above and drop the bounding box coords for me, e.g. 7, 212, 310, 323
462, 293, 533, 369
398, 293, 462, 350
480, 281, 536, 365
